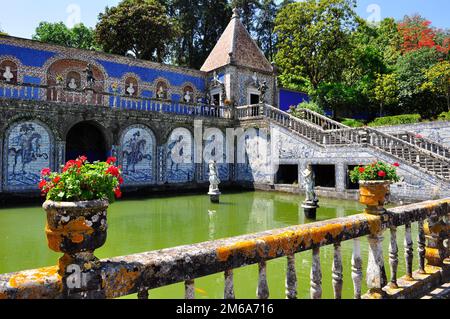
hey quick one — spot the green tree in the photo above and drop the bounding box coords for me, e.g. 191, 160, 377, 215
164, 0, 230, 68
274, 0, 359, 90
33, 22, 97, 50
421, 61, 450, 111
95, 0, 177, 62
395, 47, 443, 116
256, 0, 278, 61
374, 73, 399, 116
231, 0, 260, 36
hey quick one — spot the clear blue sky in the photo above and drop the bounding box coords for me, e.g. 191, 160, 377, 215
0, 0, 449, 39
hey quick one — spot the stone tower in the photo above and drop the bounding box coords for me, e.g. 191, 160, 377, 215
201, 8, 277, 108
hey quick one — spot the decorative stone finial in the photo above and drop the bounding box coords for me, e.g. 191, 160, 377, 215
232, 7, 240, 19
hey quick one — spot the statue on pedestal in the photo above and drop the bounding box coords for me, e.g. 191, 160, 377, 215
3, 66, 14, 82
83, 64, 95, 89
258, 80, 268, 104
301, 164, 319, 219
208, 160, 221, 203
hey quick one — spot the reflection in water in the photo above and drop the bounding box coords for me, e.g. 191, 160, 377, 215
0, 191, 415, 299
208, 210, 216, 241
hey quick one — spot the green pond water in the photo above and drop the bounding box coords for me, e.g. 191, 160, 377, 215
0, 191, 419, 299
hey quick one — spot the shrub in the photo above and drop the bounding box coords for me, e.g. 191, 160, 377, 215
39, 156, 123, 202
368, 114, 421, 127
341, 118, 365, 127
438, 111, 450, 121
350, 161, 400, 183
294, 101, 325, 115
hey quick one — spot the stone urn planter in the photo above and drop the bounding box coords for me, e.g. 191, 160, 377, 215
43, 200, 109, 276
359, 181, 391, 215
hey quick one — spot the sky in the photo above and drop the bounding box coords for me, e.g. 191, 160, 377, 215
0, 0, 449, 39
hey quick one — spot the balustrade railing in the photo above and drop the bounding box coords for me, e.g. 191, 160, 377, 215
237, 104, 450, 181
0, 198, 448, 299
0, 80, 232, 119
393, 131, 450, 160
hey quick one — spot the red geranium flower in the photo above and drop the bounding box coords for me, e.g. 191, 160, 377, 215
106, 166, 120, 177
41, 168, 51, 176
393, 162, 400, 167
107, 157, 117, 164
114, 188, 122, 199
38, 180, 47, 189
78, 156, 88, 163
118, 176, 124, 185
378, 171, 386, 177
53, 176, 61, 184
359, 167, 365, 173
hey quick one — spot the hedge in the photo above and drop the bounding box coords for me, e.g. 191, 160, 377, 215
368, 114, 421, 127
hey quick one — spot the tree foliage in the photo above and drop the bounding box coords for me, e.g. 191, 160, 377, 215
274, 0, 359, 90
32, 22, 97, 50
95, 0, 177, 62
421, 61, 450, 111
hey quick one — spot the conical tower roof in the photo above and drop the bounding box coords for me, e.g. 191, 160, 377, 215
200, 8, 273, 73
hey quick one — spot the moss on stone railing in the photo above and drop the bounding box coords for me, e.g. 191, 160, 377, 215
0, 198, 449, 299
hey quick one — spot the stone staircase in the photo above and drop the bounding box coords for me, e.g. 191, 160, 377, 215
236, 104, 450, 184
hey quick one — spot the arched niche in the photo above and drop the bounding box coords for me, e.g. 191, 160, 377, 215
0, 60, 18, 84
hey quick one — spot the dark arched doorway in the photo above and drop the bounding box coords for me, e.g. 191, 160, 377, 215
66, 122, 108, 162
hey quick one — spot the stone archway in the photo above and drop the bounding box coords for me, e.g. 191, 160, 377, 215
66, 122, 108, 162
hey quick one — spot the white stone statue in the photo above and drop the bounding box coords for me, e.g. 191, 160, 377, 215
68, 78, 78, 90
157, 85, 166, 99
3, 66, 14, 82
126, 82, 135, 96
301, 164, 317, 203
184, 91, 192, 103
208, 160, 221, 195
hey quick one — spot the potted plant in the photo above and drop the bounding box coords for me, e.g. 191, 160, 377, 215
350, 161, 400, 215
39, 156, 123, 276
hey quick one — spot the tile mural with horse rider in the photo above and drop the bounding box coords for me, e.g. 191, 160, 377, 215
120, 125, 155, 185
5, 122, 51, 190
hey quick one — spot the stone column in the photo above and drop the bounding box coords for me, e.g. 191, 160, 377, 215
157, 146, 166, 184
56, 141, 66, 172
335, 163, 346, 192
424, 214, 449, 266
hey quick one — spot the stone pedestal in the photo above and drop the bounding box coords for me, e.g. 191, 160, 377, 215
302, 200, 319, 220
208, 190, 221, 203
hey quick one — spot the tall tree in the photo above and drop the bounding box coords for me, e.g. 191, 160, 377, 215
421, 61, 450, 111
231, 0, 260, 36
33, 22, 97, 50
274, 0, 359, 90
374, 73, 399, 116
95, 0, 177, 62
256, 0, 278, 61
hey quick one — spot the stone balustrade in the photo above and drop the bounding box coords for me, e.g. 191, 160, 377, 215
0, 80, 232, 119
0, 198, 448, 299
237, 104, 450, 182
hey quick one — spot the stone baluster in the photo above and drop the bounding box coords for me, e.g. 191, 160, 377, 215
285, 254, 297, 299
424, 214, 449, 266
224, 269, 235, 299
388, 227, 399, 288
366, 231, 388, 298
257, 261, 269, 299
332, 243, 343, 299
418, 220, 426, 274
310, 247, 322, 299
185, 279, 195, 299
137, 287, 149, 300
352, 238, 363, 299
404, 223, 414, 280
